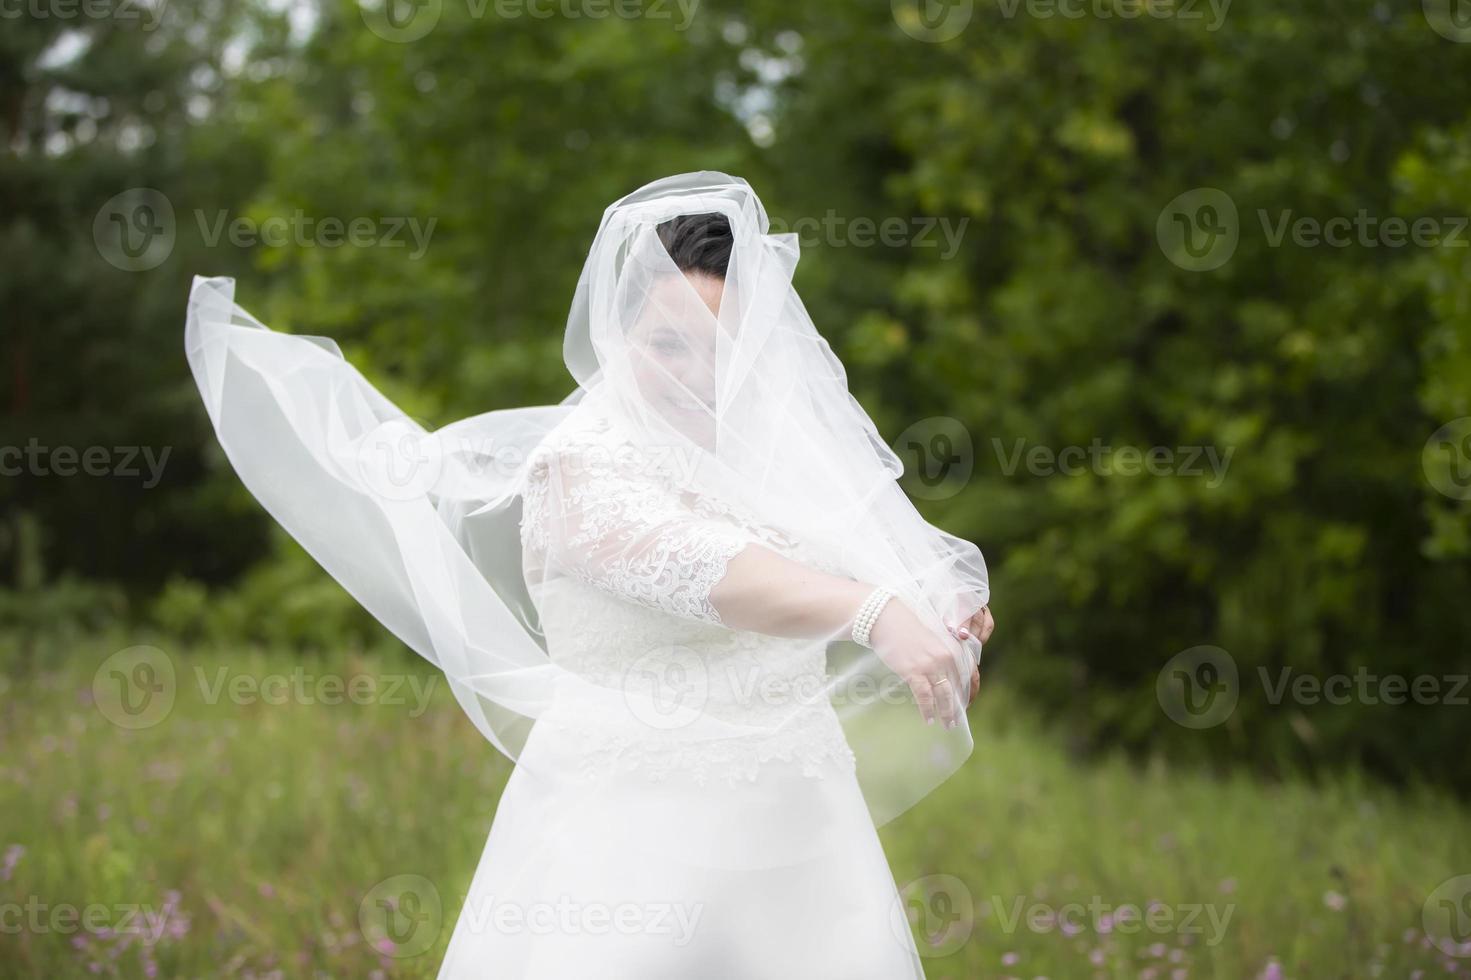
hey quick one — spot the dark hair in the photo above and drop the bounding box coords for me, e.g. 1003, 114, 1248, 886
656, 212, 732, 279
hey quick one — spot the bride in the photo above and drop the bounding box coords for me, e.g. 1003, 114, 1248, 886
185, 172, 993, 978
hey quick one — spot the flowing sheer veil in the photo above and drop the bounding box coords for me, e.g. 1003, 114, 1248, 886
185, 171, 988, 828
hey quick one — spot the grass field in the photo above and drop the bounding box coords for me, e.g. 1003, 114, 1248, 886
2, 633, 1469, 979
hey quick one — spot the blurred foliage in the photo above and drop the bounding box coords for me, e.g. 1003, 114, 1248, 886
2, 0, 1470, 789
5, 644, 1468, 977
0, 511, 126, 669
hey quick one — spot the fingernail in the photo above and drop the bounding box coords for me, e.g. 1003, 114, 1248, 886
959, 628, 971, 639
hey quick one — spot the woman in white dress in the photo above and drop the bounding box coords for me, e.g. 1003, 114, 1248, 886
185, 172, 993, 979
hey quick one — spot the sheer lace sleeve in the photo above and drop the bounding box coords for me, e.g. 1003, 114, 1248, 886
519, 422, 753, 625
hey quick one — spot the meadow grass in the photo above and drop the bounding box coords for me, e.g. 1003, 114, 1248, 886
1, 633, 1468, 979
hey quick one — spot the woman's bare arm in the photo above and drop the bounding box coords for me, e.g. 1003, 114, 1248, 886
709, 544, 977, 726
707, 543, 873, 640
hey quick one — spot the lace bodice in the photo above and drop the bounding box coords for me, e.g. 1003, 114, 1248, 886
519, 411, 856, 784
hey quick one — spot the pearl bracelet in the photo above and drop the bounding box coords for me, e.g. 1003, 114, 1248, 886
851, 586, 895, 649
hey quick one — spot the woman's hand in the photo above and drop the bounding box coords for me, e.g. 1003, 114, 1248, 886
951, 605, 996, 646
945, 604, 993, 709
867, 600, 971, 728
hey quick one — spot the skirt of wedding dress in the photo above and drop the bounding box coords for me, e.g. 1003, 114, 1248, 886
436, 718, 926, 980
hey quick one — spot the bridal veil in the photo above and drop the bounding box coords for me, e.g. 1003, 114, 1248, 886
184, 171, 989, 829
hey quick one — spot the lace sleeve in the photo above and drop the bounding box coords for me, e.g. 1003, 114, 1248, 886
519, 428, 753, 625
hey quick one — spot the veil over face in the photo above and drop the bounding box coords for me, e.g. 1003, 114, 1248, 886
185, 171, 988, 830
565, 173, 986, 612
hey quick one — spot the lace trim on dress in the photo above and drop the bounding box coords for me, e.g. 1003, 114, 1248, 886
546, 709, 858, 786
518, 416, 760, 626
519, 411, 860, 786
586, 522, 748, 624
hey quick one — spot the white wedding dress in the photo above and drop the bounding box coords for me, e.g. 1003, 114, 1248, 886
183, 172, 988, 980
437, 408, 926, 979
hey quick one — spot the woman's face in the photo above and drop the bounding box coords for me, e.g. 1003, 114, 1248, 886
628, 271, 724, 446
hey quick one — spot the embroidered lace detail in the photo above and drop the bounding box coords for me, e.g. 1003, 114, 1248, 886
518, 409, 859, 785
545, 705, 858, 786
520, 412, 765, 626
597, 532, 744, 623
